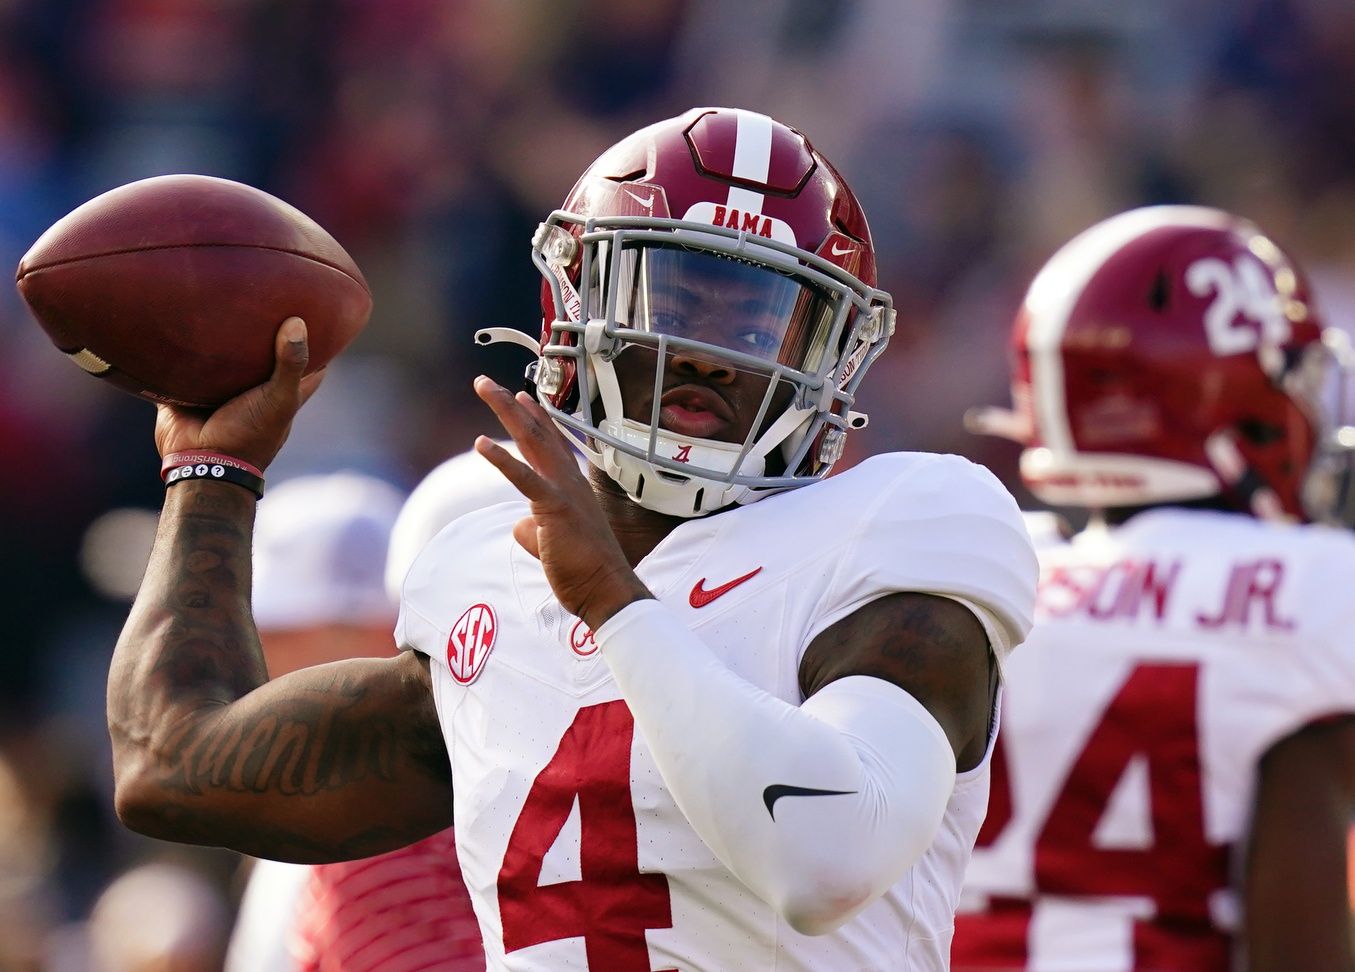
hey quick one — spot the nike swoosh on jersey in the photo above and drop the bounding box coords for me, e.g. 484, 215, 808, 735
762, 784, 857, 820
689, 566, 763, 608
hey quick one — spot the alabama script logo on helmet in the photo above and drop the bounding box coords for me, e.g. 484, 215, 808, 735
447, 603, 497, 684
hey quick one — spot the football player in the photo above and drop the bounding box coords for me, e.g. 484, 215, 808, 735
106, 107, 1037, 970
955, 205, 1355, 971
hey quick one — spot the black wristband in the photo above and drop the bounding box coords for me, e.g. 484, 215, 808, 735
164, 460, 265, 499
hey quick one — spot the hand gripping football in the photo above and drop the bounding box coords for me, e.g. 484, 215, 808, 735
15, 174, 372, 408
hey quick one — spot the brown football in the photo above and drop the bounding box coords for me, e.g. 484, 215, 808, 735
15, 174, 372, 408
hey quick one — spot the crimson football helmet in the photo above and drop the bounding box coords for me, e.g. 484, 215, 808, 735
968, 205, 1355, 524
478, 107, 895, 517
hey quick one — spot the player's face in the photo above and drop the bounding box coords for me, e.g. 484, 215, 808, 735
607, 249, 829, 444
610, 341, 791, 446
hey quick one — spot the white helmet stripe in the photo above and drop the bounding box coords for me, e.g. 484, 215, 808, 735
1024, 205, 1234, 457
1026, 324, 1071, 455
727, 109, 774, 216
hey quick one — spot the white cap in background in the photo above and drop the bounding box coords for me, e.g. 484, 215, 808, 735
253, 472, 407, 631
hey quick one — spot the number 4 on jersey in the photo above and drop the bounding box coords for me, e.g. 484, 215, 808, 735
498, 700, 672, 968
978, 663, 1230, 968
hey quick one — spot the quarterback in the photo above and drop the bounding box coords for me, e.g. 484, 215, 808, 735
955, 206, 1355, 971
107, 108, 1037, 970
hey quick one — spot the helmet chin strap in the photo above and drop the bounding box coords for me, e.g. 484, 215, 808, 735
585, 328, 818, 516
597, 419, 762, 517
595, 404, 815, 518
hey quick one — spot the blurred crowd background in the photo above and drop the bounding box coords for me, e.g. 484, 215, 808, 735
3, 0, 1355, 967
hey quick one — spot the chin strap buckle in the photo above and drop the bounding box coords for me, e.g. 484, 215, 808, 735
817, 427, 847, 464
861, 306, 887, 343
532, 357, 565, 395
533, 222, 578, 266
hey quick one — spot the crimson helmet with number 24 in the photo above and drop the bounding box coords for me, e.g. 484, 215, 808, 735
477, 107, 895, 518
969, 205, 1355, 525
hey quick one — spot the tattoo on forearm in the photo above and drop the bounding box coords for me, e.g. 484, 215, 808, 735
130, 496, 389, 799
149, 504, 267, 689
152, 629, 262, 700
110, 487, 452, 859
157, 678, 399, 797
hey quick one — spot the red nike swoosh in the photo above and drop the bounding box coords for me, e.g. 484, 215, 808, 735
689, 566, 763, 608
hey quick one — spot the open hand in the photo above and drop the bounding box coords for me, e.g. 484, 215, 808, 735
154, 317, 327, 471
474, 376, 651, 628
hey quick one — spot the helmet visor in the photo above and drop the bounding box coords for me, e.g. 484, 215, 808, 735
601, 244, 839, 375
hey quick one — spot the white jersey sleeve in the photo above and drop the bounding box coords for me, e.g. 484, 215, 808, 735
812, 453, 1038, 663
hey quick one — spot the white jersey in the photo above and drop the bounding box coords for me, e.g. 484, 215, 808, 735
954, 509, 1355, 971
398, 452, 1036, 971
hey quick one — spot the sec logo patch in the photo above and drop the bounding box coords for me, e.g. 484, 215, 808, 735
447, 603, 497, 684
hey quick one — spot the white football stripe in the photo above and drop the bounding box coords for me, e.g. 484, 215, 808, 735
728, 109, 774, 215
726, 186, 765, 214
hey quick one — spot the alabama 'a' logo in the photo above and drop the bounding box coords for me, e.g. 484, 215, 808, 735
568, 617, 598, 657
672, 444, 692, 464
447, 603, 497, 684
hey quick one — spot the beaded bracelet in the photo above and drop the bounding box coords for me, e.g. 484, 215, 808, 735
162, 453, 265, 499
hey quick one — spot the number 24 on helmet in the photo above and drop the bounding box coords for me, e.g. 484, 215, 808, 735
968, 205, 1355, 527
